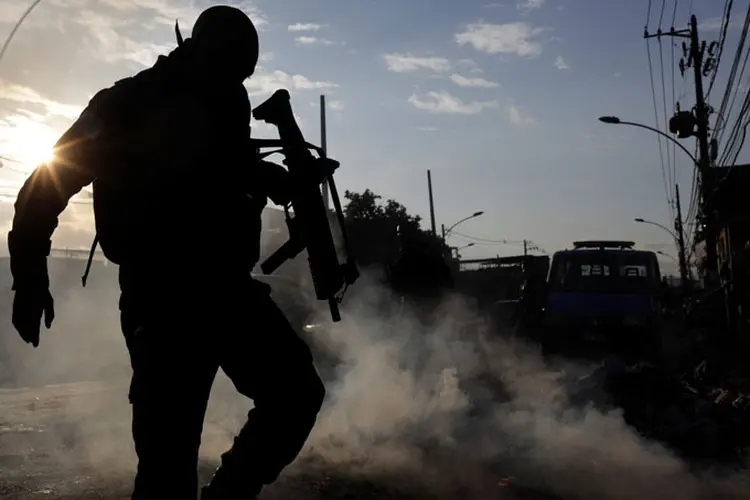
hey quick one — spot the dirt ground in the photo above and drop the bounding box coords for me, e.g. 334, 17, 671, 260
0, 380, 553, 500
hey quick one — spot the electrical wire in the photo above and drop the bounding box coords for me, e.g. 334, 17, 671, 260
668, 0, 679, 190
645, 0, 677, 221
706, 0, 733, 99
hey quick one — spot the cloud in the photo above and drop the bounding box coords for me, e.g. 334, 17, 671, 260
295, 36, 337, 46
517, 0, 544, 12
449, 74, 500, 88
383, 53, 451, 73
416, 126, 438, 132
246, 70, 339, 97
328, 100, 345, 111
700, 16, 740, 32
508, 104, 537, 125
554, 56, 570, 70
456, 59, 484, 74
288, 22, 325, 32
455, 22, 545, 58
0, 81, 83, 120
408, 91, 498, 115
94, 0, 268, 29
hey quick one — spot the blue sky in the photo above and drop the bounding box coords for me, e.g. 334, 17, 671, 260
0, 0, 743, 274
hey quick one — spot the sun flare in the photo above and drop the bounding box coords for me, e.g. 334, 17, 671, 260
0, 116, 60, 172
18, 136, 57, 168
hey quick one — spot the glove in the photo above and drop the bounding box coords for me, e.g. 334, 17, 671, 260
8, 234, 55, 349
12, 287, 55, 348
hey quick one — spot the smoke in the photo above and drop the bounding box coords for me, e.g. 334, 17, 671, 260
2, 257, 750, 499
290, 269, 750, 500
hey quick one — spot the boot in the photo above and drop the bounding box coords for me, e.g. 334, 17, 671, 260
200, 465, 262, 500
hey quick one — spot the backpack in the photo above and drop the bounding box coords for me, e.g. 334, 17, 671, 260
80, 59, 179, 285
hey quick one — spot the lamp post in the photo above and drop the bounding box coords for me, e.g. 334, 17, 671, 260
442, 211, 484, 241
657, 250, 679, 265
635, 217, 689, 289
453, 242, 475, 259
598, 116, 698, 164
600, 114, 717, 288
634, 217, 678, 240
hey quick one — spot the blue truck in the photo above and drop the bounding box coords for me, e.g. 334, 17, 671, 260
539, 240, 664, 357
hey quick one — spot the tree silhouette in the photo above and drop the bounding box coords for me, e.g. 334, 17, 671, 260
343, 189, 452, 293
343, 189, 421, 232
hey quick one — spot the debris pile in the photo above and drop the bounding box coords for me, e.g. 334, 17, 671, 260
572, 358, 750, 466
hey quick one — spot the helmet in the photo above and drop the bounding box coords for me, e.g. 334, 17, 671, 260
191, 5, 260, 80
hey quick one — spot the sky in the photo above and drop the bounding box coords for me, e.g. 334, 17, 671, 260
0, 0, 745, 275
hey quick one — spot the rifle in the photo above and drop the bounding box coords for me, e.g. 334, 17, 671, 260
251, 89, 359, 322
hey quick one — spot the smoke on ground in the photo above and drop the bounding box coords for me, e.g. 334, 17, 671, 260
1, 263, 750, 499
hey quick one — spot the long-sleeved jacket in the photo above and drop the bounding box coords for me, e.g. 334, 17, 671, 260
9, 42, 285, 300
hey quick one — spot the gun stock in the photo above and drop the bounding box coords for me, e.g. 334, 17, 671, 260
253, 89, 359, 321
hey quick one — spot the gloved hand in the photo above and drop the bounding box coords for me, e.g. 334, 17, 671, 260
12, 287, 55, 348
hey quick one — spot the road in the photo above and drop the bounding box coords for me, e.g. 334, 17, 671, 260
2, 374, 750, 500
0, 380, 525, 500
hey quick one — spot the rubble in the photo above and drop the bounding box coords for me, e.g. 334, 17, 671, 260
571, 357, 750, 467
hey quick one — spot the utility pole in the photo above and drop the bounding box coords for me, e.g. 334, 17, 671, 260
645, 14, 718, 287
320, 95, 329, 209
427, 170, 437, 236
674, 183, 689, 289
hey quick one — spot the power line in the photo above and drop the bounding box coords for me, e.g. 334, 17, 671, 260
645, 0, 677, 221
706, 0, 733, 99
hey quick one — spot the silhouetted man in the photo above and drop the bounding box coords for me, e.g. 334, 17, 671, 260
8, 6, 325, 499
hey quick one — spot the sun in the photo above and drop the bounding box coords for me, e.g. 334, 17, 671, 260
13, 132, 58, 169
0, 117, 61, 171
26, 144, 56, 167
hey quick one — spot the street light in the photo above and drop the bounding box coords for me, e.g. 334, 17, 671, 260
598, 116, 698, 165
656, 250, 679, 265
442, 211, 484, 241
635, 217, 690, 288
451, 242, 475, 260
634, 217, 679, 240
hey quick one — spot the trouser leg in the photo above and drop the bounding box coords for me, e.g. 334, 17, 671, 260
202, 293, 326, 499
122, 310, 219, 500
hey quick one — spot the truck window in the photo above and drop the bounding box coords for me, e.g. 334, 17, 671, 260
549, 251, 659, 293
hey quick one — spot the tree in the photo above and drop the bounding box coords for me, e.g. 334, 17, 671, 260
343, 189, 421, 232
343, 189, 453, 293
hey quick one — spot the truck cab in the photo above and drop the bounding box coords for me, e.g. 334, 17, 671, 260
541, 240, 663, 357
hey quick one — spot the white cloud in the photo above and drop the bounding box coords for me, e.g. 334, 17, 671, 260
508, 104, 537, 125
517, 0, 544, 12
295, 36, 337, 46
94, 0, 268, 29
382, 53, 451, 73
0, 81, 83, 120
449, 74, 500, 88
455, 22, 545, 58
554, 56, 570, 70
246, 70, 339, 97
288, 23, 325, 32
456, 59, 484, 74
328, 100, 345, 111
700, 16, 740, 32
408, 91, 498, 115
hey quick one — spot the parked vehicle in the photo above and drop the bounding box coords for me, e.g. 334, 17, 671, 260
539, 240, 663, 358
